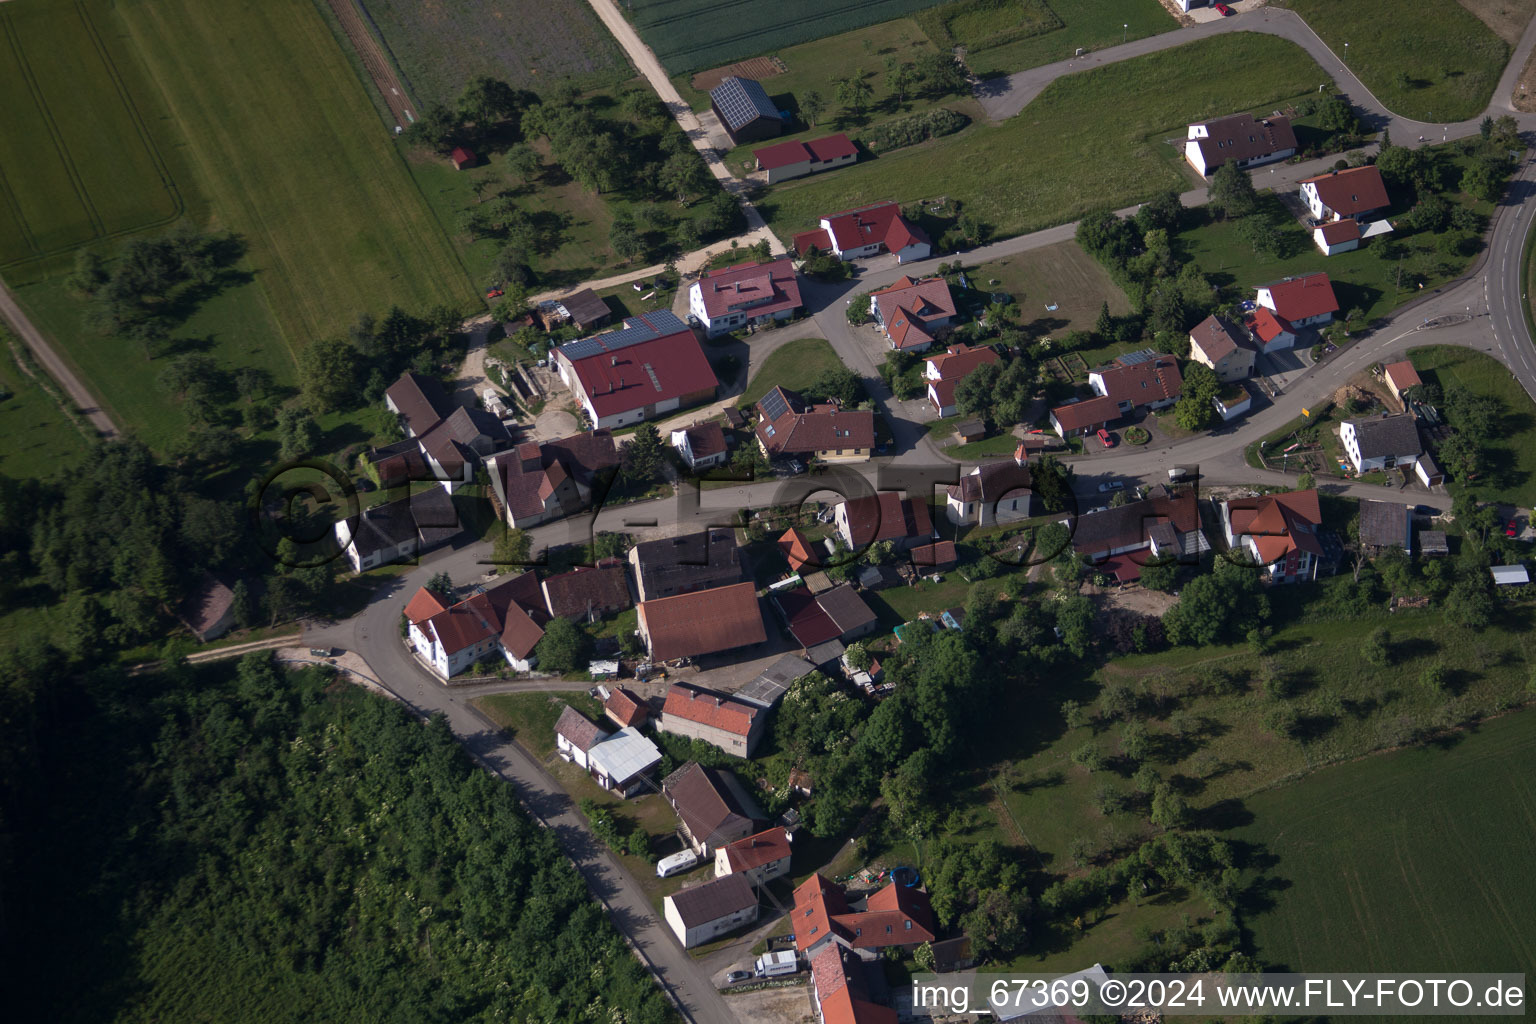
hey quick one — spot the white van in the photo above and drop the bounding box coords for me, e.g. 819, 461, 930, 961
656, 849, 700, 878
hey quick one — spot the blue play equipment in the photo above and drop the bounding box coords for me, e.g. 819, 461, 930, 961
891, 865, 920, 887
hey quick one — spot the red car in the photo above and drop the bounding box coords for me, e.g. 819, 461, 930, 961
1097, 428, 1115, 448
486, 288, 504, 300
1215, 3, 1234, 15
1507, 519, 1519, 537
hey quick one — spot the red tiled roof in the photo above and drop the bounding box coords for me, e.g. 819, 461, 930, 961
604, 687, 649, 727
1049, 394, 1120, 432
794, 874, 850, 952
721, 826, 792, 872
840, 492, 933, 548
755, 134, 856, 172
885, 308, 935, 350
404, 587, 448, 625
1384, 360, 1421, 391
776, 586, 843, 648
1261, 272, 1339, 322
1228, 488, 1324, 564
562, 316, 718, 420
695, 258, 803, 320
910, 540, 958, 568
823, 202, 929, 255
493, 431, 619, 522
1302, 165, 1389, 217
1091, 354, 1183, 405
926, 344, 998, 408
1318, 219, 1362, 244
641, 584, 767, 662
450, 146, 476, 165
872, 277, 955, 341
755, 387, 875, 457
1245, 306, 1293, 344
778, 527, 817, 571
663, 682, 763, 736
424, 573, 548, 656
793, 228, 833, 254
678, 420, 726, 460
805, 133, 857, 163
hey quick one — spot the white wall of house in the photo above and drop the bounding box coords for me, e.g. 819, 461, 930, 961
658, 713, 755, 757
1312, 228, 1360, 256
503, 647, 536, 673
1214, 393, 1251, 421
664, 895, 759, 948
893, 240, 931, 263
1301, 181, 1328, 221
1190, 341, 1255, 382
713, 848, 791, 884
556, 733, 592, 769
1340, 422, 1420, 474
928, 381, 957, 418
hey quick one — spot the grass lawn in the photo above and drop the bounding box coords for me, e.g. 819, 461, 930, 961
741, 336, 843, 404
758, 34, 1329, 245
631, 0, 948, 76
0, 341, 93, 480
358, 0, 628, 106
1237, 707, 1536, 974
0, 0, 186, 272
1409, 345, 1536, 507
961, 240, 1131, 343
114, 0, 477, 344
955, 0, 1176, 80
476, 691, 606, 759
1278, 0, 1509, 122
949, 433, 1026, 459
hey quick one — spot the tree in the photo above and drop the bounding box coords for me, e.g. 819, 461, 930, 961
834, 71, 873, 120
1070, 742, 1105, 772
1149, 782, 1189, 829
1461, 159, 1507, 203
808, 366, 863, 408
1237, 215, 1282, 258
1209, 160, 1258, 219
492, 527, 531, 572
1444, 577, 1494, 629
1060, 699, 1090, 730
68, 249, 108, 295
885, 59, 918, 106
622, 423, 665, 485
1093, 301, 1113, 339
916, 52, 967, 97
458, 76, 524, 128
1139, 559, 1178, 592
230, 579, 254, 629
1317, 94, 1358, 134
426, 571, 454, 602
846, 293, 874, 326
659, 151, 709, 204
1362, 627, 1391, 666
1119, 720, 1150, 763
1376, 143, 1427, 190
953, 361, 1000, 422
1437, 431, 1483, 480
801, 90, 824, 128
1296, 471, 1315, 490
609, 214, 645, 263
501, 143, 540, 187
276, 406, 320, 461
299, 336, 360, 412
1174, 362, 1221, 432
1135, 189, 1184, 233
534, 617, 590, 674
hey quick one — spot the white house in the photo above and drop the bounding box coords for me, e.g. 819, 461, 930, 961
554, 705, 608, 770
1087, 351, 1183, 414
1313, 219, 1361, 256
1340, 414, 1422, 474
791, 202, 931, 263
945, 449, 1036, 526
713, 826, 792, 885
663, 874, 759, 948
1300, 165, 1389, 224
1184, 112, 1298, 177
670, 421, 729, 470
1220, 489, 1325, 584
1256, 273, 1339, 328
586, 726, 663, 797
687, 257, 803, 337
404, 575, 547, 679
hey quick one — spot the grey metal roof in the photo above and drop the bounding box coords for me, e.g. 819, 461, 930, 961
666, 873, 756, 927
587, 726, 661, 784
558, 310, 689, 361
709, 77, 780, 132
735, 654, 815, 708
1348, 414, 1422, 460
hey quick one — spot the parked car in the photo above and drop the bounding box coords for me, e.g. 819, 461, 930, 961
725, 971, 752, 984
1507, 519, 1519, 537
686, 313, 701, 326
1215, 3, 1234, 15
1096, 428, 1115, 447
1415, 504, 1438, 516
1098, 480, 1125, 493
788, 459, 807, 475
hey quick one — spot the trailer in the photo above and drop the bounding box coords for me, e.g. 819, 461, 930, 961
754, 950, 798, 978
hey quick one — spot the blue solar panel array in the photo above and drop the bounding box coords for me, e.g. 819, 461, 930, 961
758, 386, 792, 421
710, 77, 779, 131
1114, 348, 1160, 367
558, 310, 688, 361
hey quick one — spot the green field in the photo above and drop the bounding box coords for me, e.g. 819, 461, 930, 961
0, 340, 92, 480
630, 0, 951, 75
1238, 707, 1536, 974
360, 0, 627, 106
759, 34, 1328, 243
1280, 0, 1509, 122
112, 0, 476, 343
965, 240, 1130, 340
1410, 345, 1536, 507
944, 0, 1174, 79
741, 335, 844, 403
0, 0, 184, 268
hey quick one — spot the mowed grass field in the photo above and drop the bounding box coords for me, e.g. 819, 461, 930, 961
629, 0, 949, 75
362, 0, 628, 106
1237, 707, 1536, 975
759, 34, 1328, 243
955, 0, 1174, 80
1279, 0, 1509, 122
966, 240, 1131, 340
741, 335, 843, 404
1410, 345, 1536, 507
0, 0, 183, 268
111, 0, 476, 344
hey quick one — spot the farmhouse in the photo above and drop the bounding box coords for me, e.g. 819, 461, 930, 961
1184, 112, 1297, 176
603, 686, 650, 729
1340, 413, 1422, 474
755, 385, 874, 463
540, 561, 630, 620
554, 705, 607, 771
714, 826, 792, 885
663, 760, 765, 854
869, 276, 957, 353
1300, 165, 1389, 223
792, 874, 936, 959
921, 342, 995, 414
629, 528, 742, 601
586, 726, 663, 798
1188, 315, 1255, 382
1088, 350, 1183, 414
535, 288, 612, 333
1244, 306, 1297, 352
670, 419, 728, 470
485, 432, 619, 530
638, 584, 768, 665
333, 487, 461, 572
1384, 360, 1422, 405
386, 372, 454, 438
1256, 273, 1339, 328
753, 133, 858, 183
664, 873, 759, 948
1358, 499, 1412, 554
383, 371, 514, 488
946, 451, 1035, 526
1220, 488, 1325, 583
1048, 394, 1120, 438
775, 586, 849, 651
688, 257, 803, 336
809, 944, 899, 1024
1068, 491, 1209, 582
552, 311, 718, 430
660, 681, 768, 756
815, 584, 878, 640
710, 76, 784, 145
791, 202, 931, 263
835, 491, 934, 550
405, 573, 549, 677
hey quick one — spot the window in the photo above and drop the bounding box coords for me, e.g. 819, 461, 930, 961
904, 920, 912, 930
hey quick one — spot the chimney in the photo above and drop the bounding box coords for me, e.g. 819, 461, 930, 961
1014, 442, 1026, 467
611, 356, 619, 366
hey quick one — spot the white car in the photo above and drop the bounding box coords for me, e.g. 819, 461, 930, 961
1097, 480, 1125, 493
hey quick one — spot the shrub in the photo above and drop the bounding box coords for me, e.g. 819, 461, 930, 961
861, 108, 969, 153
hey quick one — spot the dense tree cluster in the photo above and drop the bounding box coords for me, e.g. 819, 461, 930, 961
1076, 197, 1216, 339
2, 654, 673, 1024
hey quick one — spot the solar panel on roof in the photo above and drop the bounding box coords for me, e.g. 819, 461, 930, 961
558, 310, 687, 361
711, 77, 779, 131
1114, 348, 1160, 366
758, 387, 791, 422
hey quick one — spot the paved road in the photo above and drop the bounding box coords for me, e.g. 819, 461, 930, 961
0, 276, 118, 439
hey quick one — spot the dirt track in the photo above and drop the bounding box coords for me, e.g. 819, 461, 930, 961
325, 0, 416, 128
